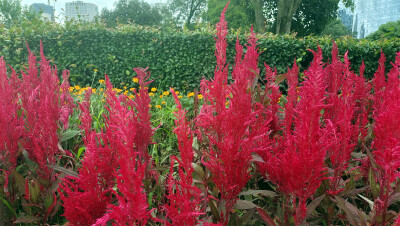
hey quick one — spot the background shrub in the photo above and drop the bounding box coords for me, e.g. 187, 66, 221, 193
1, 21, 400, 91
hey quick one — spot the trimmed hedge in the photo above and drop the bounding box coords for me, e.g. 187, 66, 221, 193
1, 21, 400, 91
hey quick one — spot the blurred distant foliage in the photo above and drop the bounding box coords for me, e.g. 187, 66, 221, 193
265, 0, 354, 36
202, 0, 354, 36
321, 19, 354, 40
367, 20, 400, 41
0, 0, 40, 28
100, 0, 163, 27
203, 0, 255, 30
168, 0, 206, 29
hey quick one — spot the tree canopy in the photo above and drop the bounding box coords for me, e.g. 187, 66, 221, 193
168, 0, 206, 29
367, 20, 400, 41
266, 0, 354, 36
321, 19, 354, 39
101, 0, 163, 27
202, 0, 354, 36
0, 0, 39, 28
203, 0, 255, 30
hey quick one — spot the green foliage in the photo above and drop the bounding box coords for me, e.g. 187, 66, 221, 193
0, 0, 40, 28
266, 0, 353, 36
168, 0, 206, 29
1, 21, 400, 91
100, 0, 163, 28
321, 19, 354, 40
366, 20, 400, 41
203, 0, 255, 30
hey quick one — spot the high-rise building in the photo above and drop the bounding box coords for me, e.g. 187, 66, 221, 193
338, 7, 353, 32
352, 0, 400, 38
30, 3, 54, 21
65, 1, 98, 22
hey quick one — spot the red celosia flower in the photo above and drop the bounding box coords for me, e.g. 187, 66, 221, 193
98, 72, 153, 225
371, 52, 400, 225
196, 3, 269, 224
163, 89, 203, 225
0, 57, 22, 171
60, 89, 115, 226
263, 47, 328, 225
322, 43, 360, 195
59, 70, 75, 129
18, 43, 71, 179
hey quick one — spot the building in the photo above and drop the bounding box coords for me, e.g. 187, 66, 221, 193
65, 1, 98, 22
352, 0, 400, 38
337, 3, 353, 32
30, 3, 54, 21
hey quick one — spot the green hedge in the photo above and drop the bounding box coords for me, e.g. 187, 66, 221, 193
1, 21, 400, 91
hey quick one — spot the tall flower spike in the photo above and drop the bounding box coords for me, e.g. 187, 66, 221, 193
196, 2, 267, 223
264, 47, 328, 225
163, 89, 203, 225
322, 42, 358, 195
372, 52, 400, 225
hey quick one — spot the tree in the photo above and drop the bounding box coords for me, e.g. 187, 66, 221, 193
0, 0, 38, 28
203, 0, 255, 30
101, 0, 162, 27
168, 0, 206, 29
262, 0, 354, 36
321, 19, 354, 39
367, 20, 400, 41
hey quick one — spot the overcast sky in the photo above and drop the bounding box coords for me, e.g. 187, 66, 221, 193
21, 0, 167, 15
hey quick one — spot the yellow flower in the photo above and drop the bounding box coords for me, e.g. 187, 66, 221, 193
148, 104, 152, 107
69, 87, 74, 92
175, 91, 180, 95
74, 85, 80, 90
187, 92, 194, 97
129, 94, 135, 99
162, 101, 166, 105
163, 91, 170, 96
123, 86, 127, 90
130, 88, 136, 92
156, 105, 161, 109
149, 92, 155, 97
132, 77, 139, 83
99, 79, 105, 84
278, 94, 283, 103
92, 88, 97, 93
178, 95, 182, 99
124, 90, 128, 95
159, 95, 163, 98
151, 87, 157, 92
198, 94, 203, 99
94, 69, 98, 72
100, 88, 104, 92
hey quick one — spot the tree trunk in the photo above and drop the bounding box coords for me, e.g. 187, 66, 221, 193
252, 0, 266, 33
276, 0, 302, 34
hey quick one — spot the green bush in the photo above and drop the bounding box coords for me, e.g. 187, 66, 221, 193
1, 21, 400, 91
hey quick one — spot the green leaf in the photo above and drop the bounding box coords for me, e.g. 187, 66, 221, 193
239, 189, 277, 197
14, 216, 41, 223
256, 208, 277, 226
47, 165, 79, 178
234, 200, 257, 210
1, 196, 17, 218
306, 194, 325, 217
60, 130, 80, 142
77, 147, 86, 160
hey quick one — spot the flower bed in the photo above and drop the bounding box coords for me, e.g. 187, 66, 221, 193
1, 4, 400, 226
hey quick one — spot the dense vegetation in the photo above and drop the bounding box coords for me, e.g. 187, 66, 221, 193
1, 18, 400, 91
2, 6, 400, 225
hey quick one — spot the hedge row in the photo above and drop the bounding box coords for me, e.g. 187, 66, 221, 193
1, 21, 400, 91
